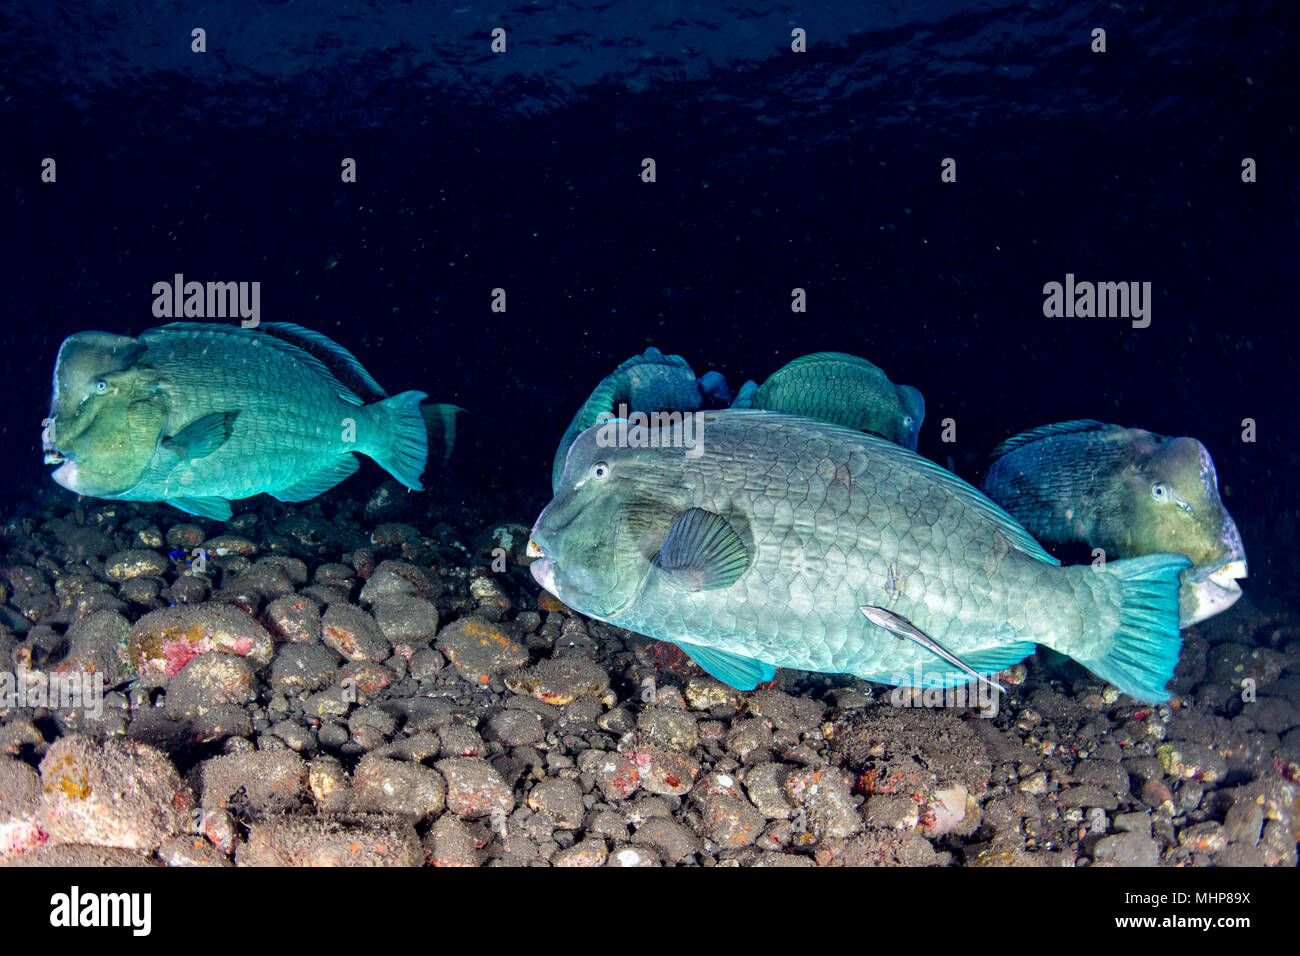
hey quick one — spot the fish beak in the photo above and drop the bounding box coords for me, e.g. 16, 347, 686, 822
44, 451, 66, 465
1180, 557, 1249, 627
526, 538, 544, 559
1209, 558, 1247, 588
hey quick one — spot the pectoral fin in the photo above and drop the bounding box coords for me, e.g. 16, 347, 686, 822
859, 605, 1005, 694
163, 411, 238, 460
678, 642, 775, 690
654, 508, 749, 590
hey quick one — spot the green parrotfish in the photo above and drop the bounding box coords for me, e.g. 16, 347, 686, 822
980, 420, 1247, 627
732, 352, 925, 450
44, 322, 458, 520
552, 347, 730, 491
529, 410, 1189, 703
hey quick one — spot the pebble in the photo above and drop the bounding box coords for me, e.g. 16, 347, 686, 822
0, 755, 44, 858
527, 778, 585, 829
129, 604, 275, 678
198, 750, 307, 818
239, 817, 421, 866
339, 660, 397, 696
697, 783, 766, 848
865, 794, 920, 830
270, 643, 341, 693
553, 839, 608, 867
54, 610, 132, 684
632, 817, 701, 862
436, 756, 515, 818
577, 750, 641, 802
1222, 798, 1264, 846
744, 763, 796, 819
426, 814, 480, 867
371, 595, 440, 644
321, 604, 391, 662
1156, 741, 1228, 783
166, 524, 205, 550
784, 767, 863, 840
409, 647, 446, 680
166, 653, 257, 718
350, 754, 447, 821
1179, 821, 1228, 854
38, 735, 192, 852
436, 617, 530, 684
1, 844, 159, 866
637, 707, 700, 751
262, 594, 322, 644
306, 756, 350, 813
105, 549, 169, 583
1092, 830, 1161, 866
484, 708, 546, 746
506, 654, 610, 705
622, 739, 698, 796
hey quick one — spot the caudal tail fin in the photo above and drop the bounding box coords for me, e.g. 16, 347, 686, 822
1074, 554, 1190, 703
367, 390, 429, 491
421, 402, 462, 465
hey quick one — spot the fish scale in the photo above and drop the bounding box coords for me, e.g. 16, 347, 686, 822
141, 330, 368, 496
531, 409, 1189, 702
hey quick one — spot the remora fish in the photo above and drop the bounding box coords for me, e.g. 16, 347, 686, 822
980, 420, 1247, 627
529, 410, 1189, 703
552, 347, 731, 491
44, 322, 456, 520
731, 352, 925, 450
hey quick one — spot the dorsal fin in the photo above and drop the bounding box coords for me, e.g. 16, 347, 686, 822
143, 322, 376, 406
613, 346, 692, 375
259, 322, 388, 401
990, 419, 1111, 459
778, 351, 882, 370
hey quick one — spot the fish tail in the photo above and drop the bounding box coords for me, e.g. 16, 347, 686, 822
1070, 554, 1191, 703
366, 390, 430, 491
420, 402, 462, 466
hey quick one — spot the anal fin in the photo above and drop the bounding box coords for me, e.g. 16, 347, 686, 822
678, 642, 776, 690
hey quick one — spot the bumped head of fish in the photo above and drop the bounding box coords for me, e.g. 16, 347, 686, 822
893, 384, 925, 450
531, 427, 694, 618
44, 332, 168, 497
1123, 429, 1246, 624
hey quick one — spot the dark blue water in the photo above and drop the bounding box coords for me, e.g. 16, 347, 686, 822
1, 1, 1295, 603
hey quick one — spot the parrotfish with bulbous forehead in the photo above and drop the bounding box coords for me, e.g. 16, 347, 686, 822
44, 322, 459, 520
732, 352, 925, 450
980, 420, 1247, 627
530, 410, 1189, 703
552, 347, 731, 491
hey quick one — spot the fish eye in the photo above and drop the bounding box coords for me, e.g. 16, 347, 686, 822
901, 415, 914, 428
94, 380, 108, 393
591, 460, 610, 481
1150, 481, 1169, 502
